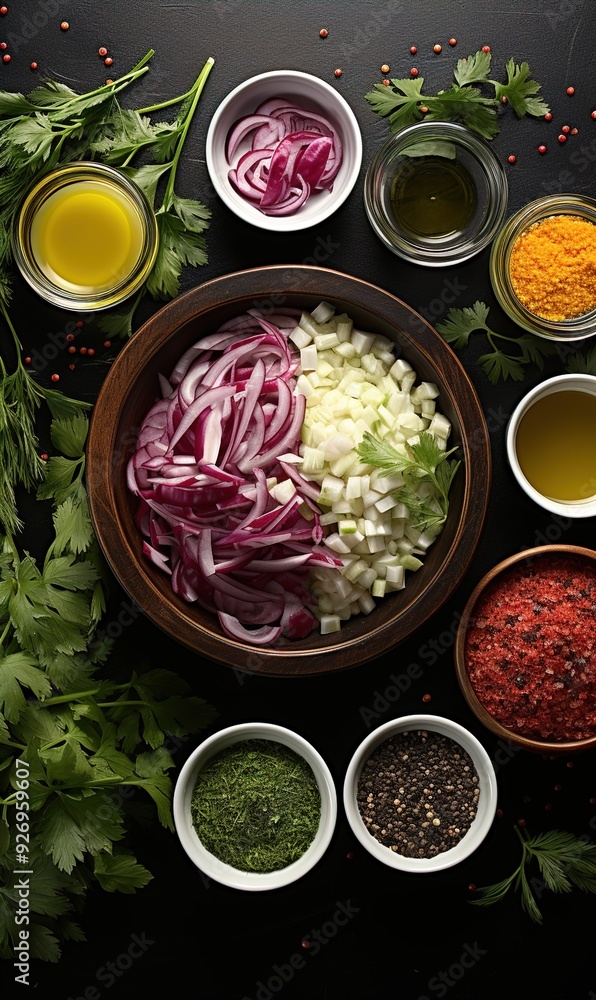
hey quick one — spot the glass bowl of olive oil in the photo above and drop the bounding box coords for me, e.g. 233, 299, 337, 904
364, 121, 508, 267
506, 373, 596, 518
12, 161, 158, 311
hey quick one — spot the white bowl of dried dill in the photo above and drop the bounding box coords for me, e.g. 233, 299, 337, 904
173, 722, 337, 890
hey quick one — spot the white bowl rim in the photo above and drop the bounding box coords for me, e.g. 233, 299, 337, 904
506, 373, 596, 518
205, 69, 363, 232
173, 721, 337, 890
343, 714, 498, 873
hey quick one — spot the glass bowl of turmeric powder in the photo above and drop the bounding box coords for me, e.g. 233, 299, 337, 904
489, 194, 596, 341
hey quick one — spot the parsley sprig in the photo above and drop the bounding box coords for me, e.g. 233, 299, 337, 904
365, 50, 549, 139
0, 406, 217, 961
357, 431, 460, 536
436, 301, 558, 384
564, 344, 596, 376
471, 826, 596, 924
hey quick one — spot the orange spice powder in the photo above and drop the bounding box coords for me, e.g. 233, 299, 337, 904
509, 214, 596, 321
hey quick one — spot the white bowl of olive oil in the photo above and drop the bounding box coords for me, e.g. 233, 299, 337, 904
12, 161, 158, 311
506, 374, 596, 517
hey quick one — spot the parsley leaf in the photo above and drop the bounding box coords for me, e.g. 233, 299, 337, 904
453, 50, 492, 86
436, 301, 557, 384
93, 853, 153, 893
491, 58, 550, 118
565, 345, 596, 375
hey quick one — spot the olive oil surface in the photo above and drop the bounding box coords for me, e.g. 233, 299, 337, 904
516, 389, 596, 501
390, 155, 476, 238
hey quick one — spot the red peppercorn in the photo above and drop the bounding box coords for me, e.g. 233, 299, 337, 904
409, 45, 417, 54
66, 333, 75, 341
0, 42, 6, 49
544, 112, 553, 121
0, 7, 7, 13
40, 453, 48, 461
87, 348, 95, 357
51, 373, 60, 382
422, 693, 431, 703
76, 320, 83, 328
103, 340, 111, 348
346, 851, 354, 859
319, 28, 328, 38
301, 939, 310, 950
30, 61, 38, 70
566, 86, 575, 95
561, 124, 570, 133
79, 347, 87, 355
433, 44, 442, 53
98, 46, 108, 56
419, 105, 429, 113
104, 56, 113, 67
449, 37, 457, 46
68, 346, 76, 354
334, 68, 343, 78
566, 760, 574, 768
24, 357, 31, 365
507, 154, 516, 164
501, 95, 508, 104
571, 127, 579, 135
60, 20, 69, 30
68, 363, 75, 371
558, 133, 567, 143
380, 63, 390, 74
105, 79, 113, 85
554, 783, 562, 791
538, 144, 547, 154
517, 818, 526, 827
410, 67, 419, 77
381, 79, 390, 86
496, 808, 504, 818
468, 883, 476, 891
2, 53, 10, 62
481, 45, 490, 52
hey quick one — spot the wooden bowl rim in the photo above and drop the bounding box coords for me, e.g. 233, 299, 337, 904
87, 264, 492, 675
454, 543, 596, 754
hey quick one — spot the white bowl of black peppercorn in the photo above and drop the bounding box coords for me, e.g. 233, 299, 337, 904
343, 715, 497, 873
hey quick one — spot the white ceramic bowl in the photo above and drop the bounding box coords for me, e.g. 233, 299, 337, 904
506, 373, 596, 518
173, 722, 337, 890
343, 715, 498, 873
205, 70, 362, 231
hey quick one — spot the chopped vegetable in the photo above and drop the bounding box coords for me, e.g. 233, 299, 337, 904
225, 99, 342, 215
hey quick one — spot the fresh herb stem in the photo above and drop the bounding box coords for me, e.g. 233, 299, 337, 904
161, 56, 214, 210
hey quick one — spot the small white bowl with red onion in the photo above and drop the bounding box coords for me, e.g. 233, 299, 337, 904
205, 70, 363, 230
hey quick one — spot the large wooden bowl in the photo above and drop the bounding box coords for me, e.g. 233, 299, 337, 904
86, 266, 491, 676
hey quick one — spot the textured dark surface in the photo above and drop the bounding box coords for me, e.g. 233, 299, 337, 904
4, 1, 596, 997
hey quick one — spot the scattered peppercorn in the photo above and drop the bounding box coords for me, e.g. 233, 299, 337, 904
544, 112, 553, 121
301, 939, 310, 949
558, 133, 567, 143
66, 333, 75, 341
433, 44, 442, 53
590, 797, 596, 805
51, 374, 60, 382
68, 346, 76, 354
449, 37, 457, 46
507, 154, 516, 164
422, 693, 431, 702
381, 63, 390, 73
98, 46, 107, 56
496, 808, 504, 818
566, 86, 575, 95
0, 42, 6, 49
24, 357, 31, 365
381, 79, 390, 86
518, 818, 526, 827
538, 144, 547, 154
104, 56, 113, 67
87, 348, 95, 357
105, 79, 113, 85
481, 45, 490, 52
566, 760, 574, 769
79, 347, 87, 355
68, 363, 75, 371
571, 127, 579, 135
30, 61, 38, 70
410, 45, 417, 54
561, 124, 571, 133
468, 883, 476, 891
319, 28, 328, 38
419, 105, 429, 113
0, 7, 7, 13
60, 20, 69, 30
410, 67, 419, 77
501, 95, 508, 104
592, 111, 596, 120
554, 784, 562, 792
2, 53, 10, 62
346, 851, 354, 859
40, 453, 48, 461
76, 320, 83, 328
103, 340, 112, 348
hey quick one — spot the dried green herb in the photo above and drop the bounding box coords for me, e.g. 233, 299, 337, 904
190, 739, 321, 873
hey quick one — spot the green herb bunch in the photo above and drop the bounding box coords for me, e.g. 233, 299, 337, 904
0, 49, 214, 337
435, 301, 559, 384
357, 430, 460, 535
472, 825, 596, 923
365, 50, 549, 139
0, 409, 217, 962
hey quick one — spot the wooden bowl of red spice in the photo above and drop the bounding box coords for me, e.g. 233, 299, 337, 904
455, 545, 596, 755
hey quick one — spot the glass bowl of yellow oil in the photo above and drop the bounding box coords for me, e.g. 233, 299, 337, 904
363, 120, 508, 267
12, 161, 158, 311
506, 373, 596, 518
